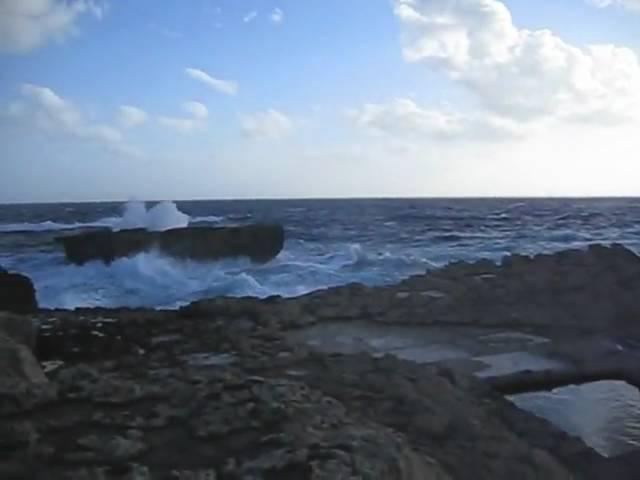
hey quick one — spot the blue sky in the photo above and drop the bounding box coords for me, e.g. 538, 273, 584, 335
1, 0, 640, 202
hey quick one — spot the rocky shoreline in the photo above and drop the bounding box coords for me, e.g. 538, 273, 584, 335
3, 244, 640, 479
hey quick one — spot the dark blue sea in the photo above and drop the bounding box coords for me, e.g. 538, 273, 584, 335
1, 198, 639, 309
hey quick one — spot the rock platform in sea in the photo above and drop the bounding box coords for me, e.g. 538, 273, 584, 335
56, 224, 285, 265
3, 243, 640, 479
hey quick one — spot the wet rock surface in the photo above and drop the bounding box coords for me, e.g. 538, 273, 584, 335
3, 244, 640, 478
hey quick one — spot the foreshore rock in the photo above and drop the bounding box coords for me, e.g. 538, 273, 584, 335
56, 224, 285, 265
10, 310, 578, 480
184, 242, 640, 333
0, 267, 38, 313
3, 243, 640, 478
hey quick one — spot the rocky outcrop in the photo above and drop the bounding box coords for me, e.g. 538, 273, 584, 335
0, 268, 37, 313
4, 244, 640, 478
56, 224, 285, 265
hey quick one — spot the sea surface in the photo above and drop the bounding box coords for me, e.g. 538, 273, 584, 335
1, 198, 639, 309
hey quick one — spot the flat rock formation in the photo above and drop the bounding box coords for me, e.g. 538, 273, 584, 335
3, 244, 640, 478
56, 224, 285, 265
0, 267, 38, 313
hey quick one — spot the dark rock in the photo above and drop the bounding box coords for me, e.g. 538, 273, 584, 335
0, 335, 48, 385
56, 224, 285, 265
0, 269, 37, 313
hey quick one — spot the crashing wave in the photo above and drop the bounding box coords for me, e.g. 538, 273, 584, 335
114, 200, 189, 231
0, 200, 220, 233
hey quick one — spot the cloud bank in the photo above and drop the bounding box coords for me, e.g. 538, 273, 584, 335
394, 0, 640, 123
354, 0, 640, 141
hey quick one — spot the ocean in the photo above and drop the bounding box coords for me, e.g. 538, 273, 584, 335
1, 198, 639, 309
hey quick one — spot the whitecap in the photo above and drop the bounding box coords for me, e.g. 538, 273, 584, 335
190, 215, 224, 224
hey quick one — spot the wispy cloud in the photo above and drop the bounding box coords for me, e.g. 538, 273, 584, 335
586, 0, 640, 11
243, 10, 258, 23
7, 83, 140, 156
185, 67, 238, 96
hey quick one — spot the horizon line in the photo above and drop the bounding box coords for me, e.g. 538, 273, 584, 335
1, 195, 640, 206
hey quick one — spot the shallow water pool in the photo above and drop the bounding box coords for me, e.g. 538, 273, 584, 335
509, 380, 640, 457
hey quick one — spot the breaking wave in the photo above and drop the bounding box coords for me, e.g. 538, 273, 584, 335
16, 242, 434, 309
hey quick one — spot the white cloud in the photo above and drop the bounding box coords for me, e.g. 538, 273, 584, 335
185, 67, 238, 96
349, 98, 524, 141
270, 8, 284, 24
8, 83, 138, 156
587, 0, 640, 11
158, 101, 208, 133
241, 109, 294, 140
243, 10, 258, 23
0, 0, 105, 55
393, 0, 640, 127
118, 105, 148, 128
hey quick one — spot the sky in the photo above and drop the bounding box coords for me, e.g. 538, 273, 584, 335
1, 0, 640, 202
